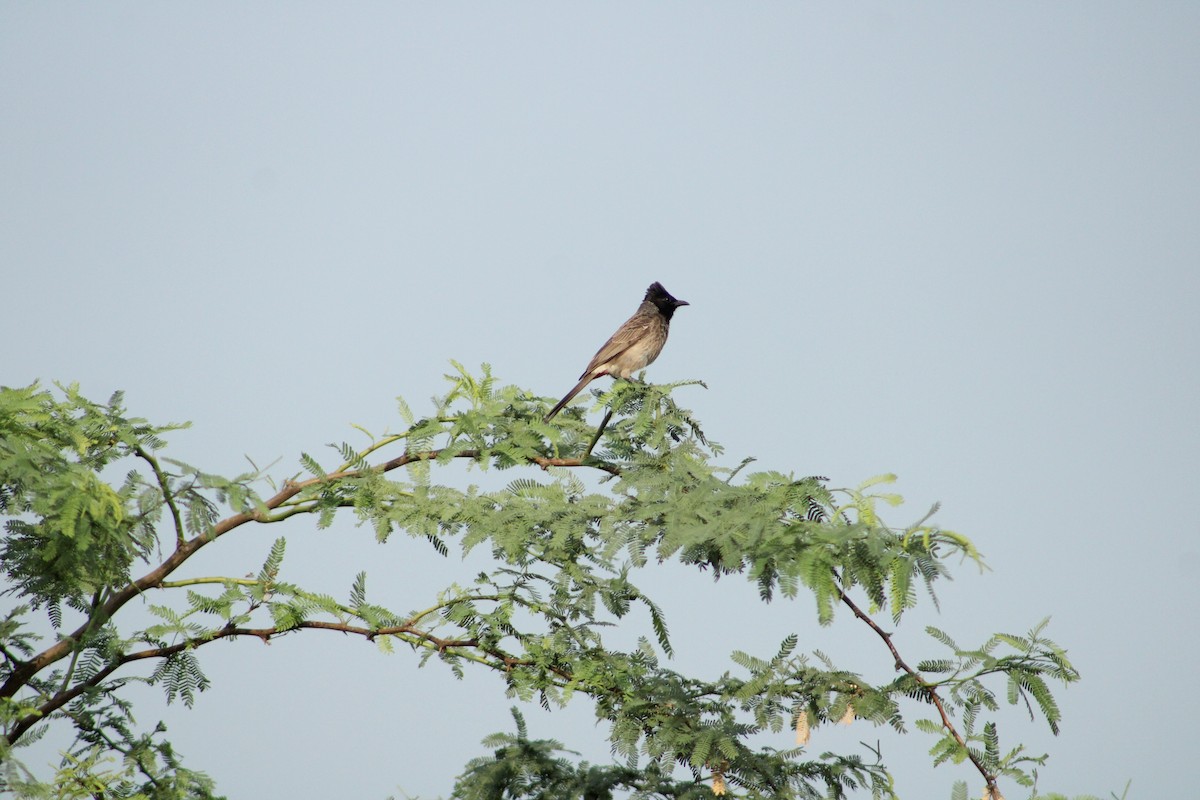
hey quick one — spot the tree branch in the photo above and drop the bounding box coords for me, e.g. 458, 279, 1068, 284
6, 613, 574, 744
133, 443, 186, 547
837, 584, 999, 797
0, 445, 614, 706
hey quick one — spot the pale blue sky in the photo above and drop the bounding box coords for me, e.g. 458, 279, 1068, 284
3, 4, 1198, 798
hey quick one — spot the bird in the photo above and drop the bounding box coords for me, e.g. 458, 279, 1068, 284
544, 281, 689, 421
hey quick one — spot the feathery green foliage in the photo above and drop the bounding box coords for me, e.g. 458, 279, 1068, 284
0, 370, 1084, 799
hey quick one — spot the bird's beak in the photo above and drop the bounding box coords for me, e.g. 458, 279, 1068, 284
676, 299, 690, 307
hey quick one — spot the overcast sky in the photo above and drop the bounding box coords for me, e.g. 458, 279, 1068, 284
3, 4, 1198, 799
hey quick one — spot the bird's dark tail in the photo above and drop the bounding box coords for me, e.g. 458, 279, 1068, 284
544, 375, 594, 421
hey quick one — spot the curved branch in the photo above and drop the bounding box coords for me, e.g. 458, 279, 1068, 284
837, 585, 999, 798
1, 445, 615, 707
6, 614, 573, 744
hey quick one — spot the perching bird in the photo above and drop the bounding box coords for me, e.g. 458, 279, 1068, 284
544, 281, 689, 421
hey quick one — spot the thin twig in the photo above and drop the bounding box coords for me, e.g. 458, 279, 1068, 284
585, 408, 615, 459
133, 443, 186, 547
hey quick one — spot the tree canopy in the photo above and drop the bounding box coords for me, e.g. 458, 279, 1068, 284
0, 366, 1080, 799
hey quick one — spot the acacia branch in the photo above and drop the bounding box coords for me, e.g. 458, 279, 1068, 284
0, 445, 612, 710
837, 585, 998, 797
159, 577, 258, 589
133, 443, 187, 547
6, 613, 572, 745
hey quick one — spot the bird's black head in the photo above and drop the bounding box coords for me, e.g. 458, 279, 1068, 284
645, 282, 689, 319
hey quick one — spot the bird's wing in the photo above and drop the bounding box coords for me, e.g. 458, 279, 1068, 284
579, 306, 656, 379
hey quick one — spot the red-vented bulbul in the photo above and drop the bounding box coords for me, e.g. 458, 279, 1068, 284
544, 281, 689, 421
